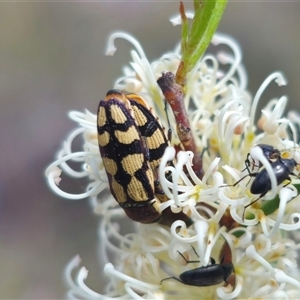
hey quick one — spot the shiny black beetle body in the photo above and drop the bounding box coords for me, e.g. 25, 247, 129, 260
179, 261, 233, 286
250, 158, 297, 196
237, 143, 298, 197
226, 144, 299, 217
241, 157, 299, 217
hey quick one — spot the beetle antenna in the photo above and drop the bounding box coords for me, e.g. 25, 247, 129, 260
190, 245, 200, 258
177, 250, 200, 264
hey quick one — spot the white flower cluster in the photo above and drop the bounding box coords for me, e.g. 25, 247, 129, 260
45, 19, 300, 300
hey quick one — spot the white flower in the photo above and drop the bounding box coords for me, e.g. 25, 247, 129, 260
45, 110, 109, 198
46, 16, 300, 300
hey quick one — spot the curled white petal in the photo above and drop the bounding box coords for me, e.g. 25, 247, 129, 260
249, 72, 287, 132
217, 274, 242, 299
104, 263, 159, 290
106, 32, 146, 59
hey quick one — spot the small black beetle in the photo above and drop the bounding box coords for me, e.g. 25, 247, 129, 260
222, 142, 299, 218
249, 158, 298, 199
161, 252, 233, 287
241, 158, 299, 217
230, 144, 282, 188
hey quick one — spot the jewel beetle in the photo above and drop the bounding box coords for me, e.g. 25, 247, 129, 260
97, 91, 162, 223
97, 89, 193, 226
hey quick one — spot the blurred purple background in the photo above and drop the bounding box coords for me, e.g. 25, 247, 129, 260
0, 2, 299, 298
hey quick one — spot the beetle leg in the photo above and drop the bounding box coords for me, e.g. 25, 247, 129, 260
233, 171, 259, 187
243, 190, 268, 220
220, 171, 258, 189
241, 154, 251, 172
242, 153, 261, 172
160, 276, 183, 285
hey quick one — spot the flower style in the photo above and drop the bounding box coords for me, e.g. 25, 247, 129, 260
46, 15, 300, 300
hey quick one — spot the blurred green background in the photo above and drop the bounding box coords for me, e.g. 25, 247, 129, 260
0, 1, 299, 298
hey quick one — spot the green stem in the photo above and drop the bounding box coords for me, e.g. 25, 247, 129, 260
176, 0, 227, 88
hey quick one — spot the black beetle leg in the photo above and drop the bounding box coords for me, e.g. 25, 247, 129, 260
160, 276, 183, 284
241, 154, 251, 172
220, 171, 258, 189
242, 190, 268, 220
